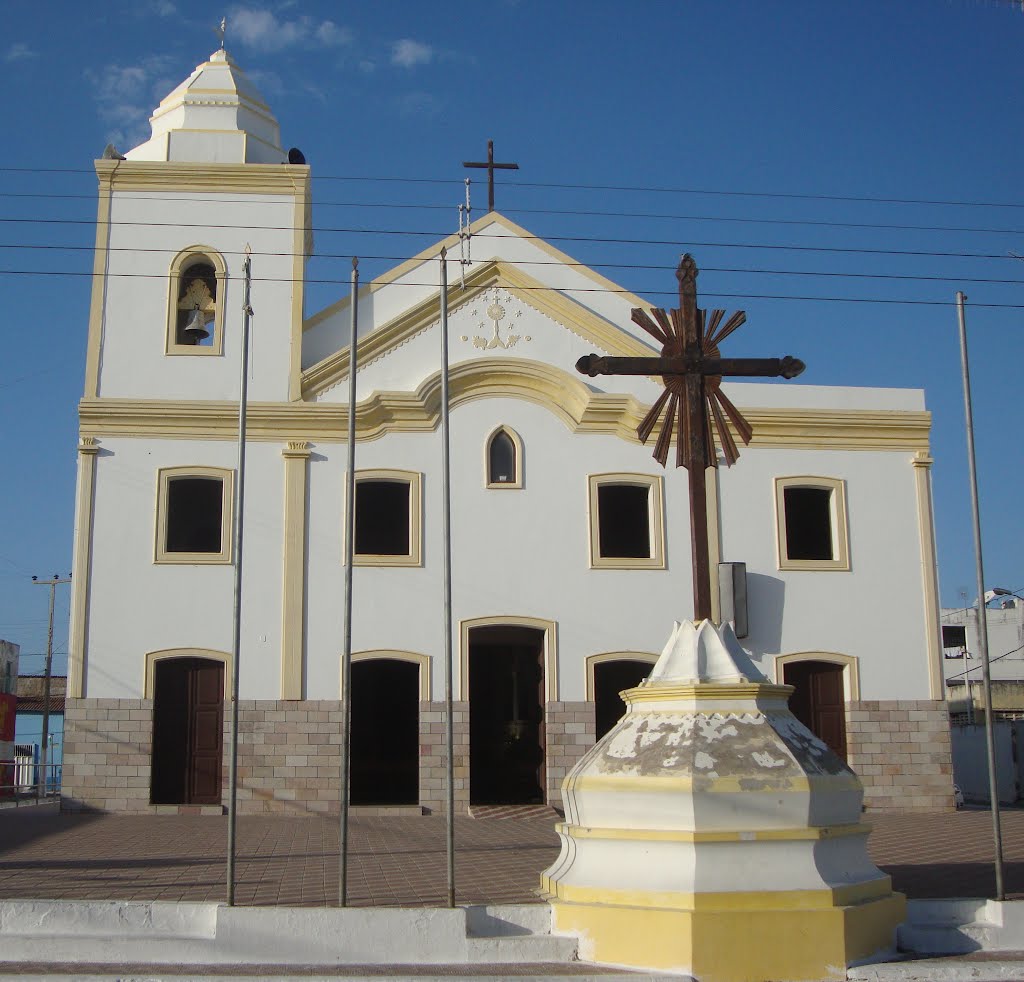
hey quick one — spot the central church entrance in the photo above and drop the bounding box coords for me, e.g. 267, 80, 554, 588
150, 657, 224, 805
468, 626, 545, 805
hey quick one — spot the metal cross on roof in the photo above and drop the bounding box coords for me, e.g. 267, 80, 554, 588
462, 140, 519, 212
576, 254, 805, 622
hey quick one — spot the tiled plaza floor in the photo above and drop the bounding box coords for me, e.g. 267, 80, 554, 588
1, 803, 1022, 907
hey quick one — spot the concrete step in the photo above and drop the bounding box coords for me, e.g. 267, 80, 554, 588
467, 935, 582, 963
0, 972, 660, 981
0, 900, 583, 971
850, 953, 1024, 981
897, 899, 1013, 956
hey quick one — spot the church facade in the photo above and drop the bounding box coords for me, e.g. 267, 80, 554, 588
61, 48, 954, 815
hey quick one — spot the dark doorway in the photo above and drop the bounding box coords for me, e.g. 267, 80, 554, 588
150, 657, 224, 805
594, 659, 653, 739
469, 626, 545, 805
783, 660, 848, 760
351, 659, 419, 805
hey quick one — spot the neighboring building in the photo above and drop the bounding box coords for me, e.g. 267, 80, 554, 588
62, 46, 954, 816
15, 674, 67, 784
942, 593, 1024, 722
0, 641, 18, 797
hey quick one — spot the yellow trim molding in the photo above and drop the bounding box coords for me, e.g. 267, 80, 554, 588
154, 465, 234, 565
165, 246, 227, 357
774, 475, 851, 571
584, 652, 658, 702
774, 651, 862, 702
484, 424, 524, 489
350, 650, 432, 701
348, 469, 423, 567
79, 385, 932, 454
67, 438, 100, 699
95, 158, 311, 196
587, 473, 666, 570
84, 164, 117, 399
459, 615, 558, 703
281, 441, 311, 699
913, 452, 945, 699
144, 648, 232, 700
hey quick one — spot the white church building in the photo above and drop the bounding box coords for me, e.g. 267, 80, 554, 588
61, 47, 954, 815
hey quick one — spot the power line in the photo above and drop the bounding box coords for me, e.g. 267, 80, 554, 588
3, 190, 1024, 237
1, 164, 1023, 211
2, 266, 1023, 308
0, 216, 1020, 262
4, 242, 1024, 288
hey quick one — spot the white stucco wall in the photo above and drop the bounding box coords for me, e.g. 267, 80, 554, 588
97, 190, 298, 404
719, 447, 931, 700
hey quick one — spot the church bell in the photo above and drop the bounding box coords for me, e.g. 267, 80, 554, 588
182, 306, 210, 343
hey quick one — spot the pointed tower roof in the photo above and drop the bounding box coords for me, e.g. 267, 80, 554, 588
125, 48, 285, 164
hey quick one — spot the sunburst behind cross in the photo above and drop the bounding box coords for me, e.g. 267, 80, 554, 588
631, 261, 753, 470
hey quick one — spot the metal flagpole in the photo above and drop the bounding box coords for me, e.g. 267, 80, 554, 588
339, 257, 359, 907
956, 289, 1005, 900
227, 249, 254, 906
439, 247, 456, 907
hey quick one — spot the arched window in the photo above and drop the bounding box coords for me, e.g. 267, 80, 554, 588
485, 426, 523, 488
166, 247, 226, 356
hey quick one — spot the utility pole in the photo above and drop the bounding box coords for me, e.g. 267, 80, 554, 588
31, 575, 71, 799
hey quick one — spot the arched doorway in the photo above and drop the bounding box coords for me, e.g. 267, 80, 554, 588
150, 657, 224, 805
350, 658, 419, 805
469, 625, 545, 805
593, 658, 654, 739
783, 659, 848, 760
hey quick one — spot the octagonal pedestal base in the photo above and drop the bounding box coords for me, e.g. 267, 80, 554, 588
551, 891, 906, 982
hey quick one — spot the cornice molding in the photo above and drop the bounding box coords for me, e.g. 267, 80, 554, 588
79, 362, 931, 452
95, 159, 311, 195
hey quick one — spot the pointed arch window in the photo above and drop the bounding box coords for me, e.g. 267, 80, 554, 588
485, 426, 523, 489
166, 247, 227, 356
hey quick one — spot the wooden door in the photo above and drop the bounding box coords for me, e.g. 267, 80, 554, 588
783, 660, 847, 760
151, 657, 224, 805
188, 661, 224, 804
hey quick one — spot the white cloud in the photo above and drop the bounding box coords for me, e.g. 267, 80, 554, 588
396, 91, 440, 118
246, 68, 285, 99
4, 43, 37, 63
85, 55, 175, 151
316, 21, 352, 46
391, 39, 433, 69
152, 0, 177, 14
228, 6, 352, 52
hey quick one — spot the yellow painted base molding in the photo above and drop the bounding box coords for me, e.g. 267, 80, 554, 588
550, 893, 906, 982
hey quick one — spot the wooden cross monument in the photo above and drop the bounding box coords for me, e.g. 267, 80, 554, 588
576, 255, 805, 622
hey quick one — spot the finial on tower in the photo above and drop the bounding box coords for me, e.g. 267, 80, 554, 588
214, 16, 227, 49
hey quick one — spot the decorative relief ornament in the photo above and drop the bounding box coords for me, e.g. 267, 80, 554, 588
177, 278, 216, 321
460, 288, 532, 350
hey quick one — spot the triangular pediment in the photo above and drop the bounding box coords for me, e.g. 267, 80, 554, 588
301, 239, 658, 401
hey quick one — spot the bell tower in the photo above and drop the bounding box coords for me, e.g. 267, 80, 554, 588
82, 47, 311, 406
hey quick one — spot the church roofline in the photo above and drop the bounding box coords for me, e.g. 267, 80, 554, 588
299, 256, 660, 400
303, 211, 654, 332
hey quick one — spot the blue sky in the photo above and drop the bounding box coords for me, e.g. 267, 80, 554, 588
1, 0, 1022, 673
